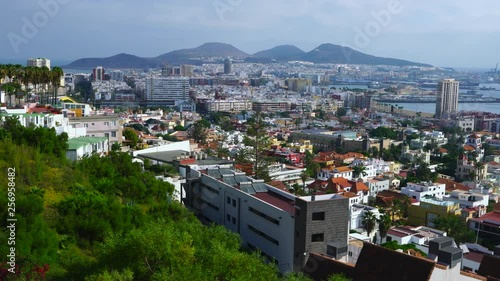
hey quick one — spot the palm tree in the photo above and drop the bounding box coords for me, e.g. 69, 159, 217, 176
474, 162, 484, 181
362, 211, 377, 238
300, 170, 309, 189
39, 66, 51, 105
51, 66, 63, 105
387, 199, 401, 224
377, 213, 392, 244
352, 164, 367, 179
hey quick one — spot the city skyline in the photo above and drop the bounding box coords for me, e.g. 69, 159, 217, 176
1, 1, 500, 68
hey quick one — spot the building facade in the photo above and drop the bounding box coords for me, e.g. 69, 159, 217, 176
145, 77, 190, 106
27, 58, 50, 69
68, 115, 123, 144
183, 167, 349, 274
435, 79, 459, 119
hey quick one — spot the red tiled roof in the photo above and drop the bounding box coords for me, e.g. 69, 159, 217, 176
342, 192, 358, 198
463, 251, 485, 264
463, 145, 476, 151
470, 211, 500, 225
349, 181, 369, 193
437, 178, 469, 192
267, 180, 289, 193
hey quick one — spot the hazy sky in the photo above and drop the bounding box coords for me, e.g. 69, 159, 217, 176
1, 0, 500, 68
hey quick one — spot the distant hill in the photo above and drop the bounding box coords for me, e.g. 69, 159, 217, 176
156, 42, 249, 64
300, 44, 431, 67
64, 42, 432, 69
65, 53, 158, 69
247, 45, 305, 62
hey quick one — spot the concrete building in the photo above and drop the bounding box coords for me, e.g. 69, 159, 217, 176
181, 65, 194, 77
435, 79, 459, 119
109, 70, 124, 82
145, 77, 190, 107
27, 58, 50, 69
183, 167, 350, 274
68, 115, 123, 144
224, 58, 232, 74
285, 78, 312, 92
440, 117, 475, 132
252, 101, 291, 112
93, 66, 105, 82
205, 100, 253, 113
444, 190, 489, 209
408, 197, 461, 227
401, 182, 447, 201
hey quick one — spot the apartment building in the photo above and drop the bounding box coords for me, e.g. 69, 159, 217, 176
252, 101, 291, 112
183, 167, 349, 274
408, 197, 461, 227
68, 115, 123, 144
205, 100, 252, 113
401, 182, 446, 201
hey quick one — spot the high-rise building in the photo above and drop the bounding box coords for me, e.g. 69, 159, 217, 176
224, 58, 232, 74
92, 66, 105, 82
109, 70, 124, 81
180, 65, 194, 77
435, 79, 459, 119
27, 58, 51, 69
145, 77, 189, 106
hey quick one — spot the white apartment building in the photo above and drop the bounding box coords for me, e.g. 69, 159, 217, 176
401, 182, 446, 201
317, 166, 353, 181
444, 190, 489, 209
435, 79, 459, 119
268, 164, 305, 186
366, 178, 390, 196
145, 77, 190, 106
205, 100, 253, 113
27, 58, 50, 69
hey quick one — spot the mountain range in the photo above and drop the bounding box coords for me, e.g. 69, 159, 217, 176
64, 42, 432, 69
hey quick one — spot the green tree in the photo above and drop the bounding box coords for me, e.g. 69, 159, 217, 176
362, 211, 377, 237
369, 127, 398, 140
245, 112, 272, 181
189, 120, 210, 145
123, 129, 140, 147
432, 215, 476, 244
352, 165, 367, 179
335, 107, 347, 117
377, 213, 392, 244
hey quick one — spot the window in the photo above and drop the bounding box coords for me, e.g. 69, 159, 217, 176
249, 207, 280, 225
84, 124, 88, 128
311, 233, 324, 242
91, 123, 95, 126
104, 122, 110, 126
227, 214, 231, 222
232, 199, 236, 207
312, 212, 325, 221
111, 132, 116, 137
227, 196, 231, 204
104, 133, 109, 138
248, 225, 279, 245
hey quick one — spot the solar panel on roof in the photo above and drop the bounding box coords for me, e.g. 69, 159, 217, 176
223, 176, 237, 186
235, 175, 249, 183
240, 183, 256, 194
219, 169, 233, 175
253, 182, 268, 193
208, 170, 221, 178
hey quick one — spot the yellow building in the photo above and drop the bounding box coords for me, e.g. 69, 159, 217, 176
292, 139, 314, 154
408, 197, 461, 227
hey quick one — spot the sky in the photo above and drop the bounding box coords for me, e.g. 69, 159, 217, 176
1, 0, 500, 68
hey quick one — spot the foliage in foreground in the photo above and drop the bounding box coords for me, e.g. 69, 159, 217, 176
0, 120, 311, 280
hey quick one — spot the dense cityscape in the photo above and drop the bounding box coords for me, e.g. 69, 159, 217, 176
2, 2, 500, 281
